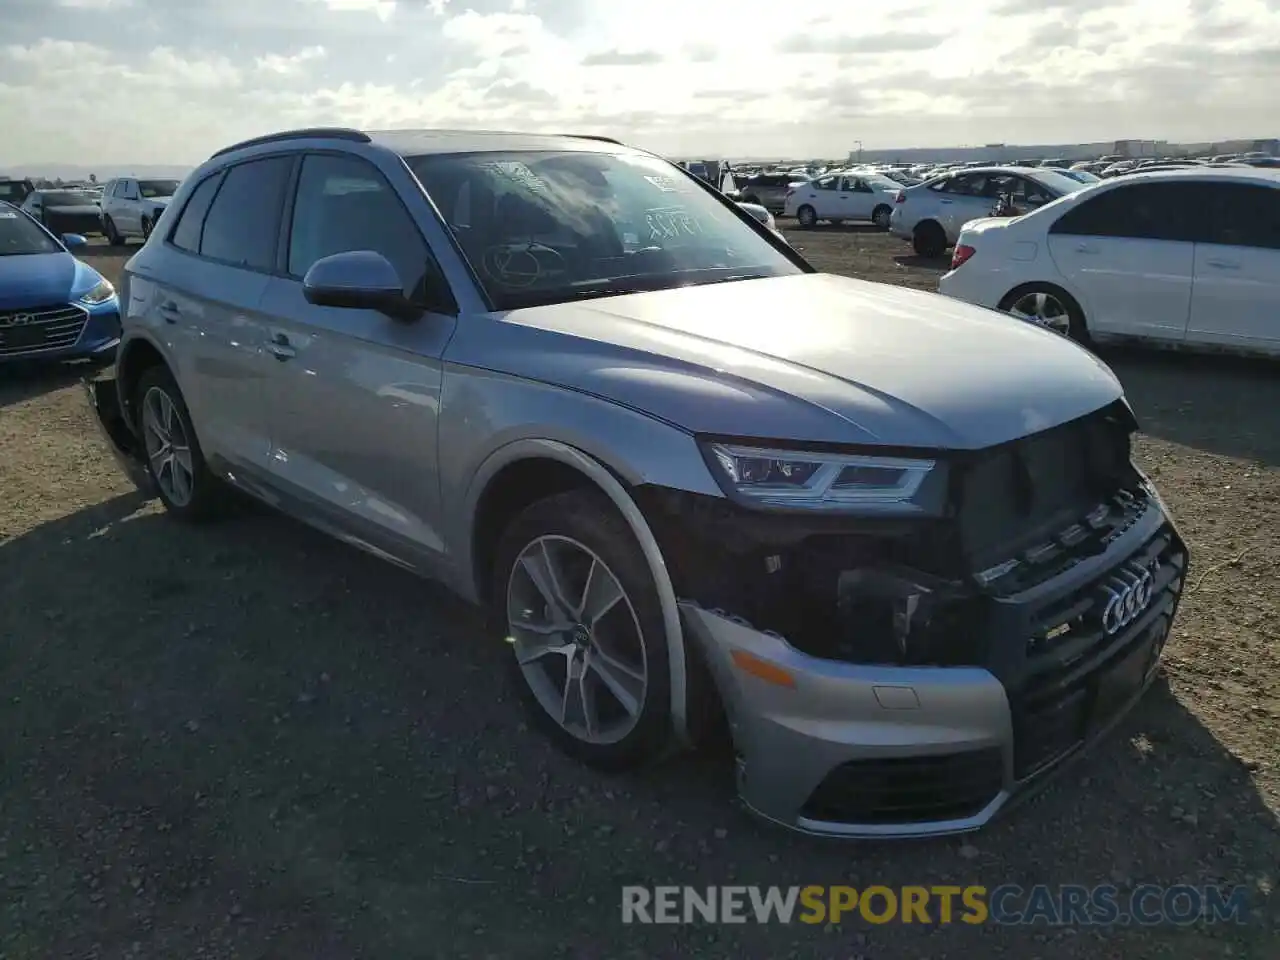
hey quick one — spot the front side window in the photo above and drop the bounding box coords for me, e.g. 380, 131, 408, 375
287, 153, 451, 311
405, 150, 800, 310
0, 207, 59, 256
199, 156, 292, 270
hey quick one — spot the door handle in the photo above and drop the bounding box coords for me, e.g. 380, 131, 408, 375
1205, 258, 1240, 270
267, 332, 296, 361
1074, 243, 1099, 254
939, 199, 953, 204
157, 301, 181, 324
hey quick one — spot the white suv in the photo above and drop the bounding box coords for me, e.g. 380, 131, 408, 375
101, 176, 182, 245
889, 167, 1086, 258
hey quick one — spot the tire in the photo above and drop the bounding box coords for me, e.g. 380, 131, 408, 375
141, 216, 153, 240
796, 204, 818, 228
872, 204, 892, 230
104, 216, 124, 246
134, 365, 226, 522
912, 220, 946, 258
492, 488, 673, 770
999, 283, 1090, 343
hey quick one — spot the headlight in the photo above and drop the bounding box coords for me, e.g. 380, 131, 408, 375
764, 211, 777, 232
704, 442, 937, 513
78, 278, 115, 305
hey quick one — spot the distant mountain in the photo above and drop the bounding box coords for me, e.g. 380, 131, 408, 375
0, 163, 195, 182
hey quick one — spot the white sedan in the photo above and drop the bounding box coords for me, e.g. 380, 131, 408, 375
937, 167, 1280, 358
782, 171, 903, 229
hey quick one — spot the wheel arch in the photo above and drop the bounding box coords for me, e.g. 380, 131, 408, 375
117, 335, 171, 431
464, 438, 693, 748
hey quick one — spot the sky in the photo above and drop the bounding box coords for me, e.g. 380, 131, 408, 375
1, 0, 1277, 166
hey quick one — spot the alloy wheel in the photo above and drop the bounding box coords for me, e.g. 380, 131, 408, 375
1008, 291, 1070, 334
506, 535, 648, 745
141, 386, 195, 506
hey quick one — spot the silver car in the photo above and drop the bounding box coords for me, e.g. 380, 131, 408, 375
86, 128, 1189, 838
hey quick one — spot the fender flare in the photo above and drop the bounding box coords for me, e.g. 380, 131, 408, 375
465, 437, 692, 748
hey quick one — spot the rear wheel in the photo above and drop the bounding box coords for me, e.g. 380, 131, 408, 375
872, 204, 892, 229
796, 204, 818, 228
104, 216, 124, 246
492, 489, 673, 770
135, 366, 227, 521
912, 220, 946, 258
999, 283, 1089, 342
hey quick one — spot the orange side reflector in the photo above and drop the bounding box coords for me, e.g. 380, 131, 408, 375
731, 649, 797, 688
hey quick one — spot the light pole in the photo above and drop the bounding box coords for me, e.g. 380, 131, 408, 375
855, 140, 863, 163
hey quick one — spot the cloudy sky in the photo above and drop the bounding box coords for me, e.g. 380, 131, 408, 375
1, 0, 1277, 165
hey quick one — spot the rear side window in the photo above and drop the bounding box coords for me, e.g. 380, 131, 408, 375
1049, 182, 1198, 242
812, 176, 837, 191
200, 156, 293, 271
1202, 182, 1280, 250
169, 173, 223, 253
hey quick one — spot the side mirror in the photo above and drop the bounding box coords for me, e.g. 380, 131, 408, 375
302, 250, 420, 322
62, 233, 88, 250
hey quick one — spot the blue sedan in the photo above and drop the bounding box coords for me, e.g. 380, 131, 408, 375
0, 201, 120, 366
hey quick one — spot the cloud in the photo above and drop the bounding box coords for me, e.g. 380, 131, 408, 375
580, 49, 664, 66
0, 0, 1277, 165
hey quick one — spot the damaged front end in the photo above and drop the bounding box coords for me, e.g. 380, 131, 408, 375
637, 400, 1189, 837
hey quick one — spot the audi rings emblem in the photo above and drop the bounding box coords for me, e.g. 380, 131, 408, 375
1100, 560, 1159, 635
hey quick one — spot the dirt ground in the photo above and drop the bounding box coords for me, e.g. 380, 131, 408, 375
1, 226, 1277, 959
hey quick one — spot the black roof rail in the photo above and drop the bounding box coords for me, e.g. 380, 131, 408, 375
559, 134, 623, 145
210, 127, 371, 159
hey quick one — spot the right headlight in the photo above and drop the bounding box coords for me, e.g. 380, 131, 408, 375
703, 441, 940, 514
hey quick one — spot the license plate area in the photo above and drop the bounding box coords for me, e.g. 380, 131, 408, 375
1090, 618, 1167, 726
1, 325, 47, 350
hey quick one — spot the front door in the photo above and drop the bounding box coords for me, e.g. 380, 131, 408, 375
1186, 181, 1280, 352
258, 151, 459, 572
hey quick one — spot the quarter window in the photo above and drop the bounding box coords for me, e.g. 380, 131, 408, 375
199, 156, 293, 271
286, 153, 451, 311
1049, 182, 1198, 242
169, 172, 224, 253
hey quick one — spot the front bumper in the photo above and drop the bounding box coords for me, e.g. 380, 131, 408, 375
679, 501, 1187, 838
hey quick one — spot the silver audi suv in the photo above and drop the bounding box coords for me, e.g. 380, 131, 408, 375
86, 128, 1188, 838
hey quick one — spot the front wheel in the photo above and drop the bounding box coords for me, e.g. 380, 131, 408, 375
135, 366, 227, 521
492, 489, 673, 770
141, 216, 153, 240
796, 204, 818, 228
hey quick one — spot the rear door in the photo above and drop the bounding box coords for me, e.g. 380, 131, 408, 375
256, 151, 459, 571
1186, 180, 1280, 353
135, 156, 294, 482
1046, 180, 1196, 342
932, 173, 997, 238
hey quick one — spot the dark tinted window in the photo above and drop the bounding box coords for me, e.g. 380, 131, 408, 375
138, 179, 180, 199
169, 172, 223, 253
1049, 181, 1197, 241
287, 153, 450, 311
938, 174, 984, 196
1203, 182, 1280, 250
200, 156, 293, 270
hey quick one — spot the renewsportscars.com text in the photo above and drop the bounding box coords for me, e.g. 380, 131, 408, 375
621, 884, 1250, 926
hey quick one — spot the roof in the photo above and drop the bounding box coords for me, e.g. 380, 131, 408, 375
1106, 166, 1280, 185
365, 128, 637, 157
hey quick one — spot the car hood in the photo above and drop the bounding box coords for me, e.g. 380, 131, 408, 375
0, 251, 101, 310
462, 273, 1124, 450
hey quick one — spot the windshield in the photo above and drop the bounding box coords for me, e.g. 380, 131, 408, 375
406, 150, 800, 310
42, 191, 99, 205
0, 208, 59, 256
138, 179, 179, 198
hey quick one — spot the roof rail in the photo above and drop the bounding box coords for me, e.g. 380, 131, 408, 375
210, 127, 371, 159
560, 134, 623, 145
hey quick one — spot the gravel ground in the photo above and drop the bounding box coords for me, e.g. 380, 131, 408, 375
1, 229, 1277, 959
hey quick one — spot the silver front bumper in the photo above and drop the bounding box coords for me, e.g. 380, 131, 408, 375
677, 509, 1184, 838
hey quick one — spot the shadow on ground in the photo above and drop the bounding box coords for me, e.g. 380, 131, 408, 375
1, 493, 1275, 958
1105, 347, 1280, 467
0, 361, 98, 410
